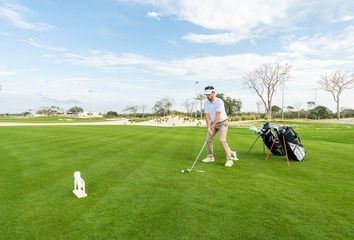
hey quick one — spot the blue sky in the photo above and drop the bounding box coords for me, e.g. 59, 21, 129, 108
0, 0, 354, 114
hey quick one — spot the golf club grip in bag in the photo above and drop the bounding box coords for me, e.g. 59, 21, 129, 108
260, 123, 285, 156
278, 126, 306, 161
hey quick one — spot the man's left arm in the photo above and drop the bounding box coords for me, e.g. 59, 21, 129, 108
210, 112, 221, 131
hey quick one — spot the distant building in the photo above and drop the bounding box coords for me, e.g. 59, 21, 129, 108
78, 111, 103, 118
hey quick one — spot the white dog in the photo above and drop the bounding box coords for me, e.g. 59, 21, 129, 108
73, 171, 87, 198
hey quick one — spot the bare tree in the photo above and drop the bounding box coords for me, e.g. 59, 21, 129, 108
244, 62, 291, 120
318, 70, 354, 120
340, 106, 346, 118
294, 102, 302, 119
256, 101, 263, 114
124, 105, 138, 116
182, 100, 194, 117
140, 104, 148, 117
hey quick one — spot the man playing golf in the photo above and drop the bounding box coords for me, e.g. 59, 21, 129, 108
202, 86, 239, 167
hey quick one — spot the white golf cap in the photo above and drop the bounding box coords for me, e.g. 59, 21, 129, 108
205, 86, 215, 94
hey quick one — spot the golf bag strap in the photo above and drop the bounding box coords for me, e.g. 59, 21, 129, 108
289, 127, 300, 142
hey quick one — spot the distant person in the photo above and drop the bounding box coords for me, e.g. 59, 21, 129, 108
202, 86, 239, 167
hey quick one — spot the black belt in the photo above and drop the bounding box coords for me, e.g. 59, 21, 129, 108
217, 119, 228, 123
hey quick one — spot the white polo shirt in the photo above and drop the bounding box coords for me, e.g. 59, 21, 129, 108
204, 97, 228, 122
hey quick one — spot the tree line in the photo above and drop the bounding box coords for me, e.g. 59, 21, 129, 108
243, 62, 354, 120
2, 62, 353, 120
124, 62, 353, 120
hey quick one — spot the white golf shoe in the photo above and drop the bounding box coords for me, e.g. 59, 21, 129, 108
225, 160, 234, 167
202, 157, 215, 163
231, 151, 239, 161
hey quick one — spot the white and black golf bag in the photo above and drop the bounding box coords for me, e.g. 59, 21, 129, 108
259, 122, 285, 156
278, 126, 306, 161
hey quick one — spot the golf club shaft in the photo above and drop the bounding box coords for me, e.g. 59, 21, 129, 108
190, 138, 208, 170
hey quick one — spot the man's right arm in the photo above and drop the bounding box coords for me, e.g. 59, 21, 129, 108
205, 113, 215, 135
205, 113, 211, 127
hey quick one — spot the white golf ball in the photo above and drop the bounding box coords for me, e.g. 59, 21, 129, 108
181, 169, 184, 173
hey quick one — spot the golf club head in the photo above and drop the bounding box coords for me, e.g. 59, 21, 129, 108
187, 168, 192, 172
249, 126, 260, 134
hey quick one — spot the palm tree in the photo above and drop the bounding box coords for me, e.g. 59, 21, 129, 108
195, 93, 205, 118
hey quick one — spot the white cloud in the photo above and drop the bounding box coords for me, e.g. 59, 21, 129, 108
0, 2, 55, 31
134, 0, 295, 30
176, 0, 294, 32
39, 95, 81, 105
0, 70, 16, 77
126, 0, 354, 46
147, 11, 160, 20
129, 0, 296, 44
57, 49, 276, 81
52, 45, 354, 111
56, 47, 353, 84
59, 51, 156, 68
182, 32, 251, 45
3, 46, 354, 113
289, 0, 354, 24
23, 38, 66, 52
284, 25, 354, 59
332, 15, 354, 23
2, 1, 354, 113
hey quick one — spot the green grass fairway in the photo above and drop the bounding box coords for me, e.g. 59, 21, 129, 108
0, 116, 108, 123
0, 124, 353, 239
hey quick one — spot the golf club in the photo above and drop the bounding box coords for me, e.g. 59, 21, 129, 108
181, 138, 208, 173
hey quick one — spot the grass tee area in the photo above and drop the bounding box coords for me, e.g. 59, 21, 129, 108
0, 123, 353, 239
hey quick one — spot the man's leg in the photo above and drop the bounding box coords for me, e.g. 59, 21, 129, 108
203, 128, 217, 163
207, 128, 217, 158
218, 121, 232, 160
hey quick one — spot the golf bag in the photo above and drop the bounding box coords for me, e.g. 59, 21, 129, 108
278, 126, 306, 161
259, 122, 285, 156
